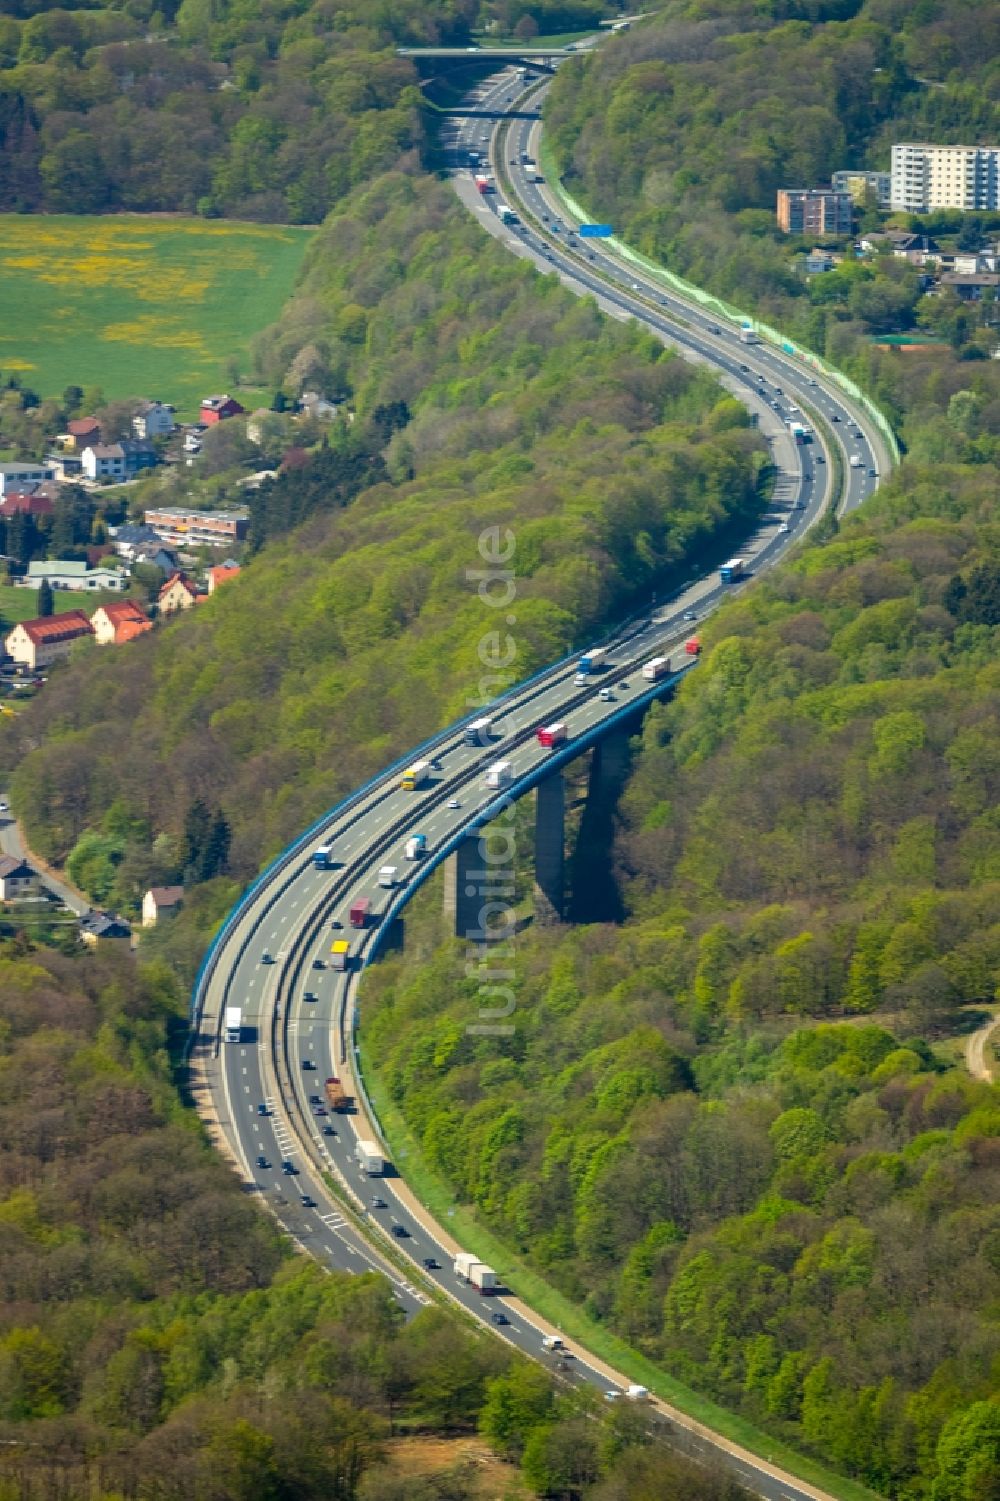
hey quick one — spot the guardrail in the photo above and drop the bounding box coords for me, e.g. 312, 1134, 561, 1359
534, 134, 900, 468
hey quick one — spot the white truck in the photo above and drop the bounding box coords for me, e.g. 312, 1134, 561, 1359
405, 835, 426, 860
469, 1262, 498, 1294
542, 1334, 565, 1351
625, 1384, 650, 1402
738, 327, 759, 344
378, 865, 397, 888
642, 656, 671, 681
454, 1252, 480, 1279
356, 1139, 385, 1176
224, 1006, 242, 1043
485, 760, 513, 790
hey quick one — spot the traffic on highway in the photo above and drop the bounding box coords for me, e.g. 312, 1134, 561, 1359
195, 57, 895, 1501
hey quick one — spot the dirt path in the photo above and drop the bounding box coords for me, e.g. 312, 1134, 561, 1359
966, 1010, 1000, 1082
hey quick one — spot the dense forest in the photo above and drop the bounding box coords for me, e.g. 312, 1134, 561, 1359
0, 0, 613, 220
546, 0, 1000, 392
0, 941, 748, 1501
0, 172, 766, 951
359, 445, 1000, 1497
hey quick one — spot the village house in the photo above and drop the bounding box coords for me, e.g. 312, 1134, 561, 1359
0, 489, 55, 520
5, 611, 93, 671
24, 560, 127, 592
46, 452, 84, 483
0, 462, 56, 499
207, 561, 240, 594
121, 438, 158, 475
82, 444, 127, 483
91, 599, 152, 645
132, 545, 178, 573
200, 394, 245, 425
299, 390, 341, 421
80, 910, 132, 948
63, 417, 101, 451
132, 401, 175, 440
158, 571, 200, 614
0, 856, 38, 902
142, 885, 183, 927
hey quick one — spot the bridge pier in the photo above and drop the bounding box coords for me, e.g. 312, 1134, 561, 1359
444, 831, 518, 945
591, 726, 632, 790
533, 771, 565, 927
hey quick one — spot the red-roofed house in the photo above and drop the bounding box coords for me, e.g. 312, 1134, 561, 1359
158, 571, 200, 614
65, 417, 101, 451
0, 490, 55, 519
91, 599, 152, 645
207, 562, 240, 594
5, 611, 93, 670
200, 394, 245, 425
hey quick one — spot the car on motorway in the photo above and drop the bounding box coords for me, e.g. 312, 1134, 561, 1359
371, 1196, 387, 1209
447, 797, 460, 809
422, 1256, 440, 1270
281, 1160, 297, 1175
313, 1105, 327, 1116
778, 523, 790, 533
831, 413, 840, 421
869, 467, 877, 476
683, 610, 697, 621
604, 1390, 622, 1403
312, 957, 325, 970
323, 1124, 336, 1136
391, 1223, 409, 1238
300, 1194, 315, 1208
257, 1103, 269, 1116
330, 918, 342, 929
302, 1058, 315, 1070
492, 1311, 509, 1325
597, 687, 614, 701
739, 363, 749, 372
303, 990, 317, 1002
310, 1094, 322, 1104
0, 800, 8, 812
816, 454, 825, 463
709, 324, 721, 334
261, 950, 274, 964
256, 1155, 270, 1169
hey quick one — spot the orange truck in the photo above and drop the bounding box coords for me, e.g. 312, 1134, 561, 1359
324, 1076, 350, 1112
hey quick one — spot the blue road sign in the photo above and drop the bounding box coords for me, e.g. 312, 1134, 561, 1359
579, 223, 613, 238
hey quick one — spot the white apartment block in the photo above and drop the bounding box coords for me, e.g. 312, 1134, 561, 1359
891, 142, 1000, 213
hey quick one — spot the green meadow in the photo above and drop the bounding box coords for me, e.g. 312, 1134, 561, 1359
0, 215, 313, 418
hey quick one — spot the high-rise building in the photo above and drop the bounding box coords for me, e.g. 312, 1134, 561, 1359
891, 143, 1000, 213
776, 189, 854, 236
832, 170, 892, 208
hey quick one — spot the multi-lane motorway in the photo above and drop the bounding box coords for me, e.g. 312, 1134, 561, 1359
195, 58, 895, 1501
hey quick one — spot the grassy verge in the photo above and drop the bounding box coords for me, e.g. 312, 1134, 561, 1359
0, 214, 313, 416
360, 1040, 884, 1501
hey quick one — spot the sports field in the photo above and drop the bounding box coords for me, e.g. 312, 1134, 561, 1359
0, 215, 313, 418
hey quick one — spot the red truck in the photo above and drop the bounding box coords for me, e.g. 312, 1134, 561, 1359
474, 174, 492, 194
349, 897, 370, 929
537, 722, 568, 749
685, 636, 701, 656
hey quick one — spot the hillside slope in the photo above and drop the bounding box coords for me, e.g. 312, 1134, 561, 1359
0, 173, 764, 958
362, 457, 1000, 1499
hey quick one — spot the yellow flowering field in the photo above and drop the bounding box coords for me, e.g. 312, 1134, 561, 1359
0, 215, 313, 416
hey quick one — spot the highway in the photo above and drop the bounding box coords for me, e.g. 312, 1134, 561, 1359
194, 59, 894, 1501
